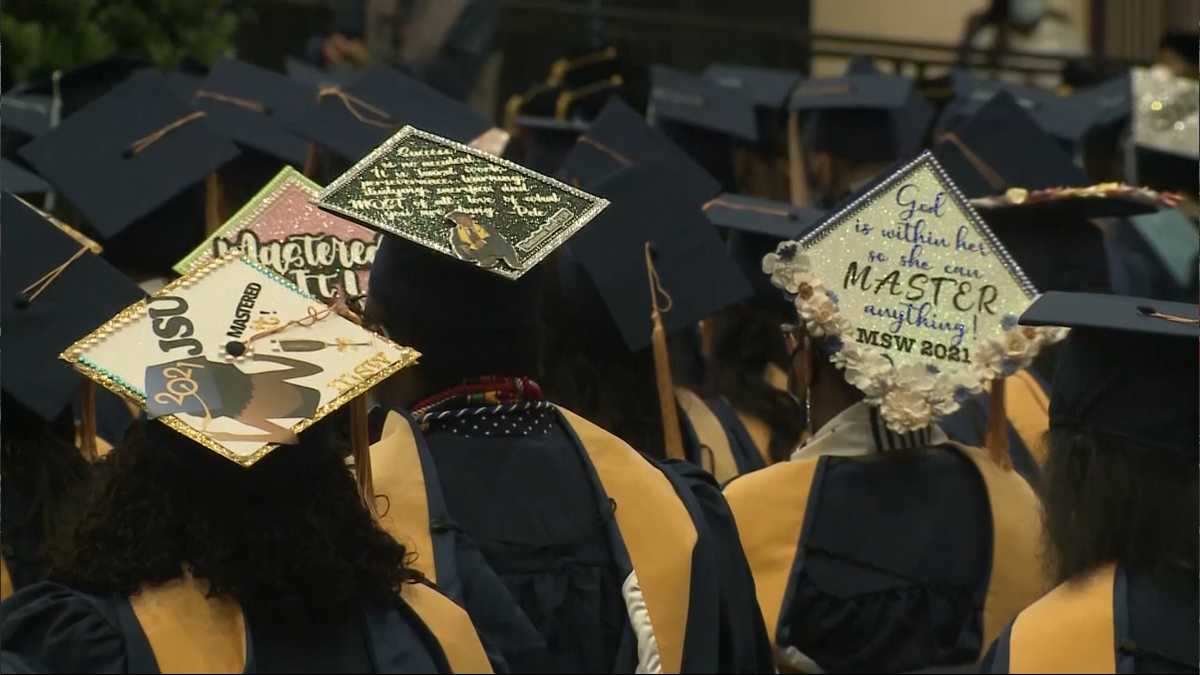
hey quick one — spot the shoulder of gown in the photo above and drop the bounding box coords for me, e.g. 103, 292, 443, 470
1, 581, 129, 674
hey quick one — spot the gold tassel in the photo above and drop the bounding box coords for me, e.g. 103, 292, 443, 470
786, 110, 811, 208
698, 318, 715, 361
985, 377, 1012, 470
204, 172, 222, 235
303, 142, 320, 180
79, 380, 98, 462
349, 395, 378, 517
646, 243, 685, 460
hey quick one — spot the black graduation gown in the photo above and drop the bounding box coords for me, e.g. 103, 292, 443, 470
676, 388, 770, 485
0, 579, 489, 673
982, 564, 1199, 673
371, 404, 773, 673
724, 441, 1049, 673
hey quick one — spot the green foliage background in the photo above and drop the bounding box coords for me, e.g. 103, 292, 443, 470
2, 0, 241, 84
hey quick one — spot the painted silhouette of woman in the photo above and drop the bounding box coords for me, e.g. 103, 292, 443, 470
145, 354, 323, 444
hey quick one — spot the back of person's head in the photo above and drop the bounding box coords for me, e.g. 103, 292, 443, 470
543, 249, 669, 458
366, 233, 547, 395
1041, 322, 1199, 583
52, 420, 416, 626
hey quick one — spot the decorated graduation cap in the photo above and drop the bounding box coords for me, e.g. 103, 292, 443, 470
289, 66, 491, 163
1020, 292, 1198, 456
2, 158, 50, 195
968, 183, 1178, 294
176, 166, 381, 302
649, 65, 758, 143
762, 151, 1066, 444
18, 70, 241, 268
703, 63, 802, 110
791, 70, 934, 163
702, 193, 825, 297
61, 251, 420, 467
2, 192, 144, 426
1130, 66, 1199, 160
190, 58, 314, 166
557, 97, 721, 206
317, 125, 608, 281
933, 90, 1087, 199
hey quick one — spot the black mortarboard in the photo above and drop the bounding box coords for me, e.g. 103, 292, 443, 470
1, 92, 52, 143
702, 63, 802, 110
17, 56, 147, 117
192, 58, 313, 166
19, 70, 241, 246
511, 115, 589, 175
649, 65, 758, 142
1, 192, 144, 421
793, 72, 934, 163
164, 69, 204, 101
284, 56, 353, 88
933, 91, 1087, 198
1020, 292, 1199, 456
290, 65, 490, 162
2, 158, 49, 195
557, 98, 721, 206
564, 163, 752, 351
934, 70, 1068, 141
702, 192, 825, 297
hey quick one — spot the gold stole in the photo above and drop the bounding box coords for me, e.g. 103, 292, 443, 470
129, 576, 246, 674
1, 555, 13, 601
675, 387, 739, 483
556, 406, 698, 674
1008, 564, 1117, 674
722, 458, 821, 653
402, 582, 494, 674
946, 442, 1053, 654
1006, 369, 1051, 467
370, 411, 438, 582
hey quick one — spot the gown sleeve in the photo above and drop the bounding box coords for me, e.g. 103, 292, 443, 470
0, 581, 129, 674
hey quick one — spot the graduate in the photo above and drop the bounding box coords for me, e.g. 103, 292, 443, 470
1, 193, 145, 599
319, 125, 772, 672
725, 152, 1056, 672
982, 293, 1199, 673
0, 253, 491, 673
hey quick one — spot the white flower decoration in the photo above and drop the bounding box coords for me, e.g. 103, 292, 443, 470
880, 388, 934, 433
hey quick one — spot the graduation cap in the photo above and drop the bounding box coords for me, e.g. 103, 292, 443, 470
558, 97, 721, 206
792, 72, 934, 163
762, 152, 1067, 440
1, 92, 53, 145
510, 115, 589, 174
2, 192, 145, 423
318, 125, 608, 280
1131, 66, 1199, 160
18, 70, 241, 262
649, 65, 758, 143
1020, 292, 1199, 456
2, 158, 49, 195
1125, 208, 1200, 292
565, 162, 753, 352
16, 56, 148, 117
702, 63, 802, 110
289, 66, 490, 163
702, 193, 825, 297
164, 69, 204, 101
61, 251, 421, 467
283, 56, 353, 88
191, 58, 314, 167
933, 90, 1088, 198
934, 70, 1067, 141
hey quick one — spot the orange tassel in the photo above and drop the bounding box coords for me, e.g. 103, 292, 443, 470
985, 377, 1012, 470
204, 172, 222, 235
79, 380, 98, 461
787, 111, 811, 208
303, 142, 320, 180
698, 318, 715, 361
646, 243, 685, 460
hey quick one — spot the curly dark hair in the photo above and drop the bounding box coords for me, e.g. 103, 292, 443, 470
709, 301, 805, 463
50, 420, 418, 626
1041, 427, 1199, 585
